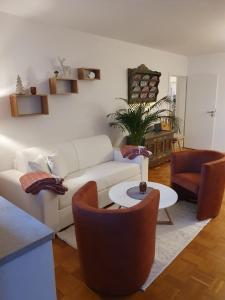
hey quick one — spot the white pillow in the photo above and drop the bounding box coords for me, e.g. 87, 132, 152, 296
28, 154, 50, 173
47, 153, 68, 178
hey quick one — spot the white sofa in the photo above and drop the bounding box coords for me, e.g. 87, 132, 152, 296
0, 135, 149, 232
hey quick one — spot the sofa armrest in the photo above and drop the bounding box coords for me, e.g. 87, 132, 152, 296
113, 148, 150, 181
0, 169, 59, 231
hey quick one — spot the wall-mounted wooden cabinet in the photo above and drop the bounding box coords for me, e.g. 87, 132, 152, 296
128, 64, 161, 104
49, 77, 78, 95
10, 94, 49, 117
78, 68, 101, 80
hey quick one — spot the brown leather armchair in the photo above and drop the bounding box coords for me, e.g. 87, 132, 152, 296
171, 150, 225, 220
72, 181, 159, 295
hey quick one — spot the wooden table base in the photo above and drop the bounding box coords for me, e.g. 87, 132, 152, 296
157, 208, 174, 225
105, 204, 174, 225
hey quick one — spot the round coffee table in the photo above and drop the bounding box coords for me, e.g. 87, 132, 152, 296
109, 181, 178, 225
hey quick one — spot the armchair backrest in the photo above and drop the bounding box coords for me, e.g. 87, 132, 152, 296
197, 150, 224, 172
171, 150, 224, 174
72, 181, 160, 295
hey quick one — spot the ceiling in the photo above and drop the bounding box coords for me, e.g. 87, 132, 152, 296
1, 0, 225, 56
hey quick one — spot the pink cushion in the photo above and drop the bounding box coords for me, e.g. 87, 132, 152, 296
172, 172, 201, 194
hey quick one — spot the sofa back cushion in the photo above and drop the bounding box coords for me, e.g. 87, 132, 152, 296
15, 141, 79, 176
72, 135, 113, 170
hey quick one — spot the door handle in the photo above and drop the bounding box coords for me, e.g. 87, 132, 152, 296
206, 110, 216, 117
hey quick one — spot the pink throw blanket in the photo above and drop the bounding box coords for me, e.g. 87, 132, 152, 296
120, 145, 150, 160
20, 172, 68, 195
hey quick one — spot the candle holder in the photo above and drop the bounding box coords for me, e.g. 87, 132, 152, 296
139, 181, 147, 194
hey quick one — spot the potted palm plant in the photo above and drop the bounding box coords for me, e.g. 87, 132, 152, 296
107, 96, 172, 146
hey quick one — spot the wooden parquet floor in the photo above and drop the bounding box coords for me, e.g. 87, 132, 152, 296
53, 162, 225, 300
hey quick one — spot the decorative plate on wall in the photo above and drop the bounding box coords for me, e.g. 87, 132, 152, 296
128, 64, 161, 104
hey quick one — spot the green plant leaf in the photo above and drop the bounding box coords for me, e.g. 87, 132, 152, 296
107, 96, 173, 144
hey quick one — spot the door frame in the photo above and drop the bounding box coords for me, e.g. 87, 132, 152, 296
168, 74, 188, 137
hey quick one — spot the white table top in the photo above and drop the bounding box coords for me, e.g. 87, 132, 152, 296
109, 181, 178, 209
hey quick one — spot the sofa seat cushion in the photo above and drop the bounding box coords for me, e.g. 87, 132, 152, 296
172, 172, 201, 194
58, 161, 140, 209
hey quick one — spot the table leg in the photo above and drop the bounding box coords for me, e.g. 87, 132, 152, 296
157, 208, 173, 225
103, 203, 122, 209
103, 203, 115, 209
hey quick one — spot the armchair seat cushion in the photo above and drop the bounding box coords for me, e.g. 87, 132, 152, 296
58, 161, 140, 209
172, 172, 201, 194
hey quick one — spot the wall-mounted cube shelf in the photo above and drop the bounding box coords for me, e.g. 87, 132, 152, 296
49, 77, 78, 95
10, 94, 49, 117
78, 68, 101, 80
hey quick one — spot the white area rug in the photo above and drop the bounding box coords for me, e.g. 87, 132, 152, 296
57, 201, 210, 291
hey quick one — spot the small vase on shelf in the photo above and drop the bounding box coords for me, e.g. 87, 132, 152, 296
30, 87, 37, 95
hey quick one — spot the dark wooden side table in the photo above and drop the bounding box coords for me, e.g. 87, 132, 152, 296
145, 131, 174, 167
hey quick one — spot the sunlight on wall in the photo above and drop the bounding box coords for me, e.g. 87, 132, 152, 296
0, 0, 55, 18
0, 134, 25, 170
0, 134, 24, 150
0, 86, 15, 97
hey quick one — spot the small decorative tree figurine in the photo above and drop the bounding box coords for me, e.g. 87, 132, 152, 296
16, 75, 26, 95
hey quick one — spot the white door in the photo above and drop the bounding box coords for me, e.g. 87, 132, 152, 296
185, 74, 217, 149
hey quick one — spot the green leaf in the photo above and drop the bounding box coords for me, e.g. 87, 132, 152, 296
107, 96, 173, 144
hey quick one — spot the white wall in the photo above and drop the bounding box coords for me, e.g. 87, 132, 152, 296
188, 53, 225, 151
0, 12, 187, 170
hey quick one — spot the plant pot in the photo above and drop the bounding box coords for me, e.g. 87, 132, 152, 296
126, 136, 145, 146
